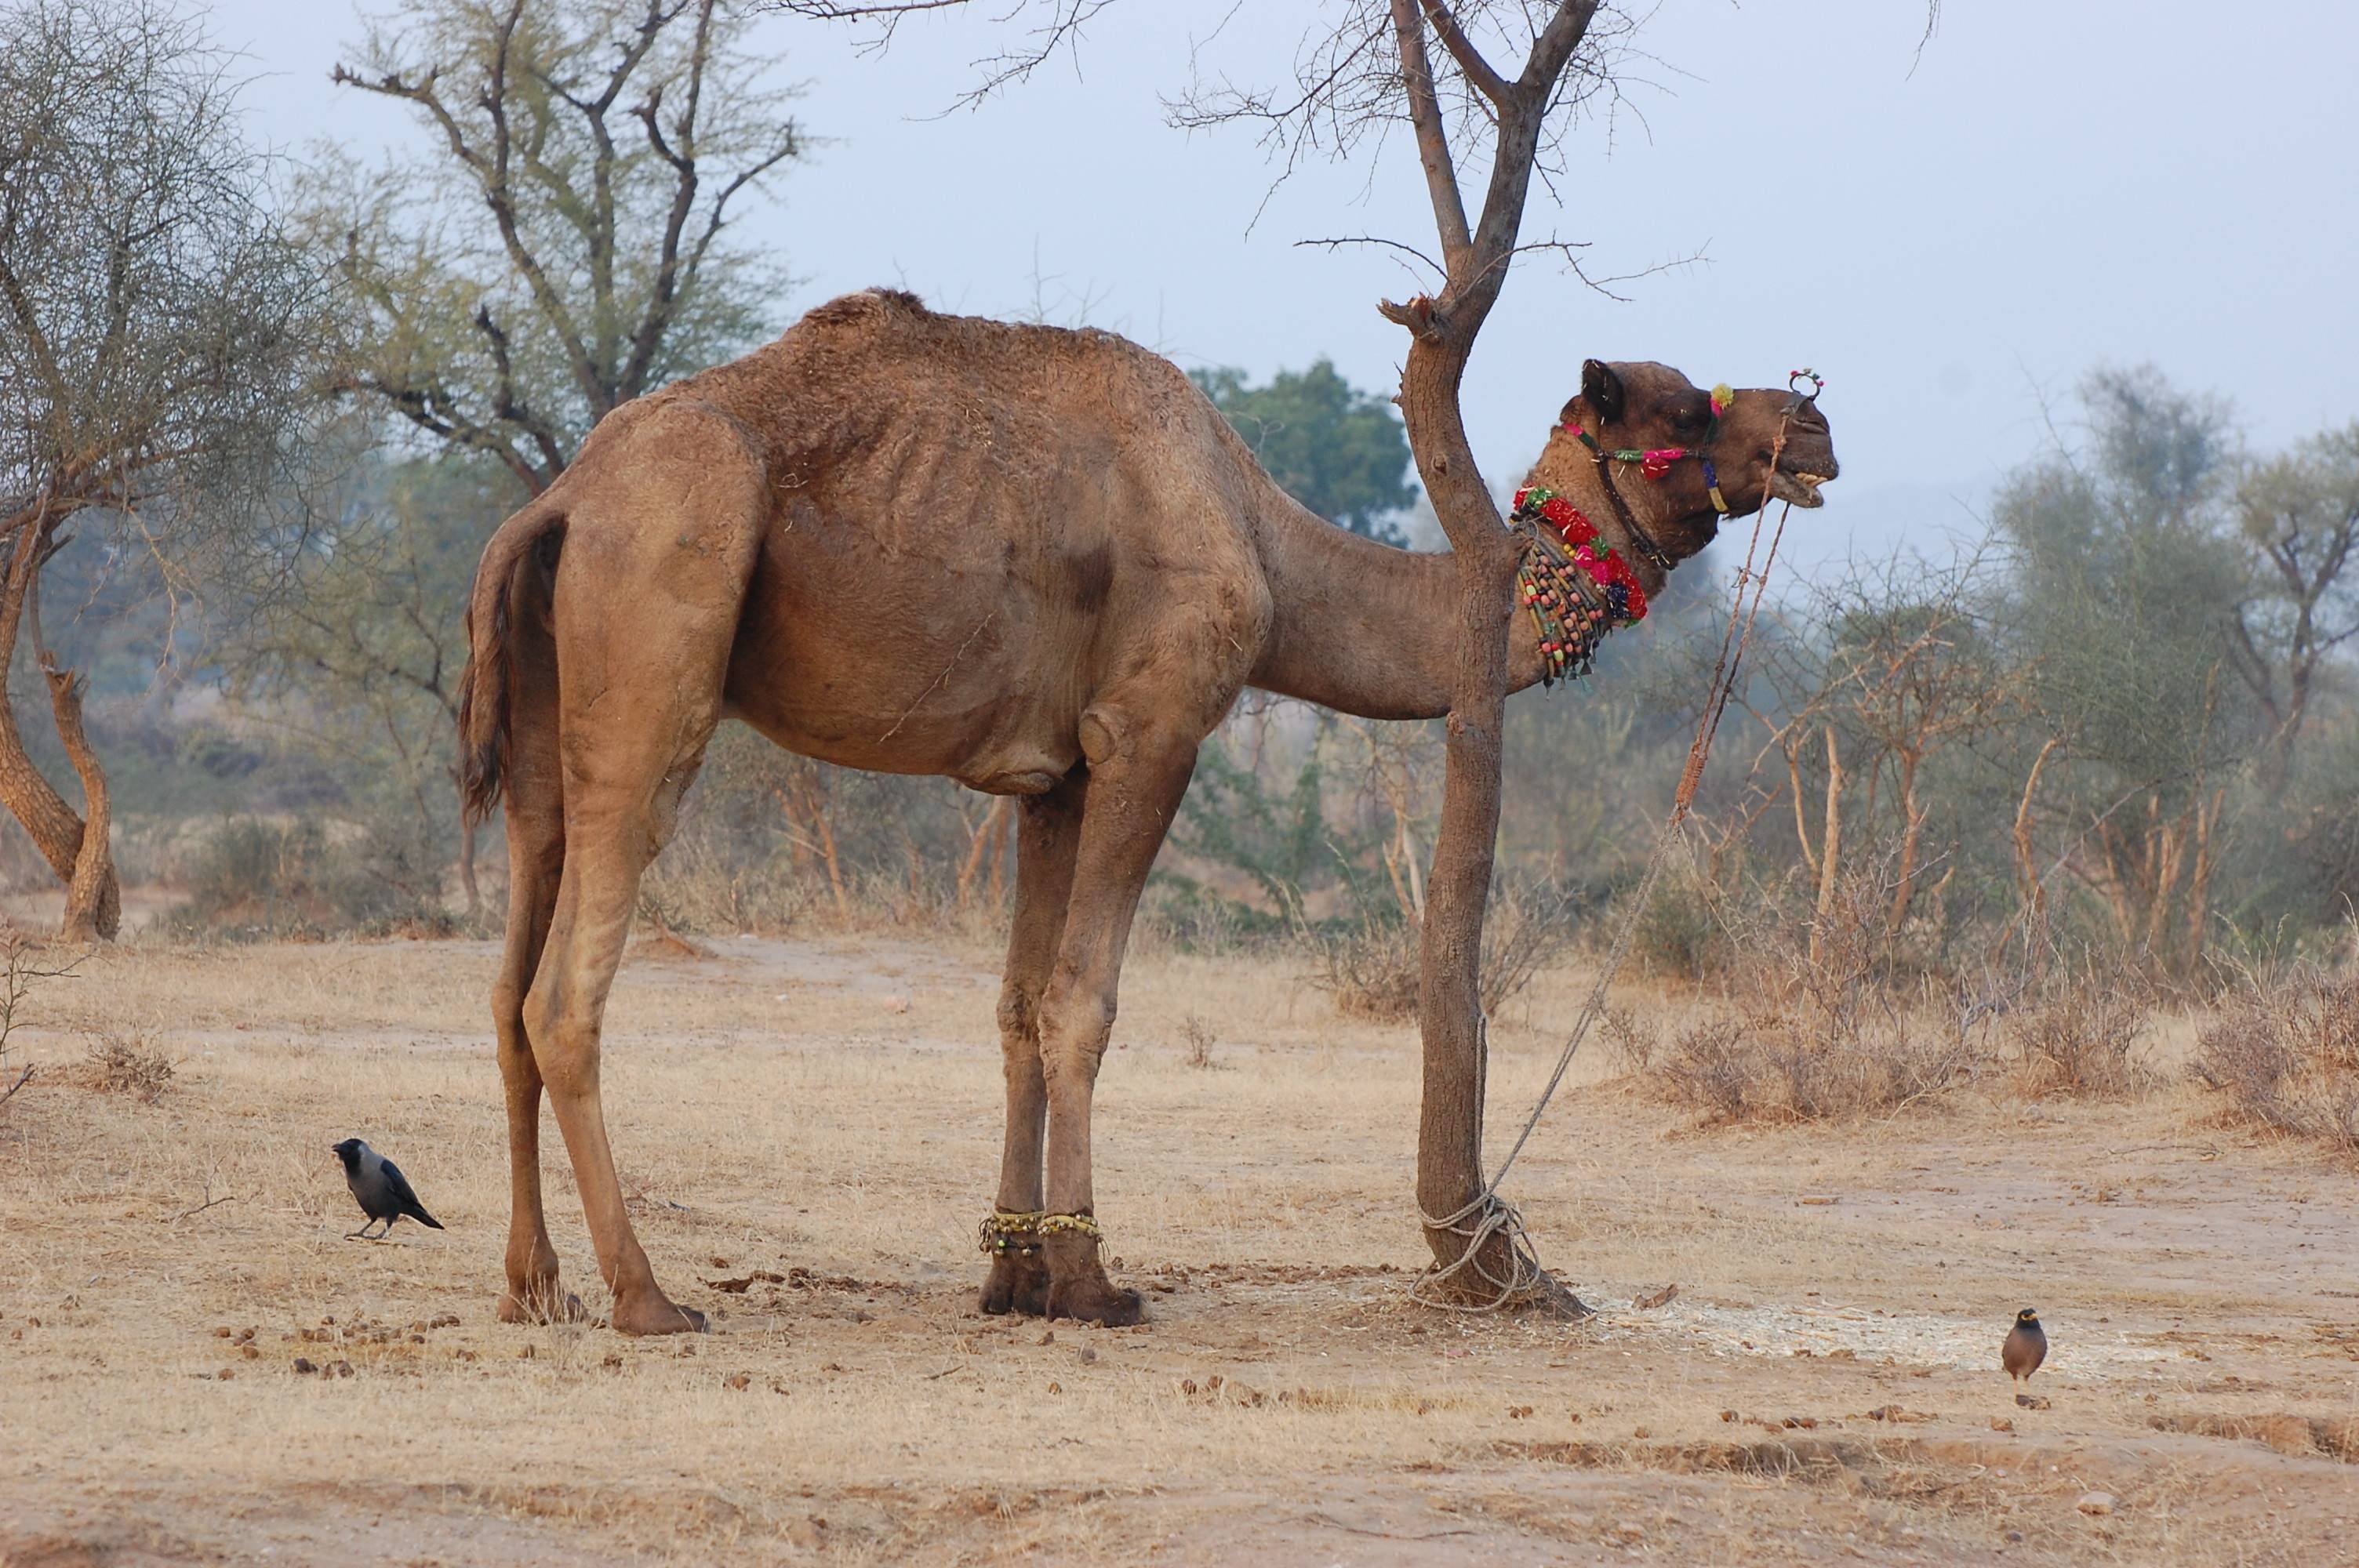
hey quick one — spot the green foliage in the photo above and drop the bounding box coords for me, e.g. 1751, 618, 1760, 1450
1998, 369, 2257, 797
1172, 724, 1340, 909
1191, 360, 1417, 544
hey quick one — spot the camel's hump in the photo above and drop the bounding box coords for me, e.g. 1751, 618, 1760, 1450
797, 288, 931, 330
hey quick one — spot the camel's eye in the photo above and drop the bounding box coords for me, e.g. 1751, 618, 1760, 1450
1671, 398, 1711, 434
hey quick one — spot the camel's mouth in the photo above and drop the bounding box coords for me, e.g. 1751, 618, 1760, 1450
1768, 467, 1834, 510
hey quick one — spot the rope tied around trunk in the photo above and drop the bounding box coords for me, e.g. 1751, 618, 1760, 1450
1409, 411, 1804, 1313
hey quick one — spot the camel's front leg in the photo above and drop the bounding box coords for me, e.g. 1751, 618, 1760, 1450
1034, 717, 1201, 1327
981, 773, 1085, 1316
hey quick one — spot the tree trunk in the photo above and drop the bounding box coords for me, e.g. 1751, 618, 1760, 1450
45, 661, 118, 942
2008, 735, 2060, 954
1375, 0, 1604, 1313
1809, 726, 1844, 969
1396, 325, 1568, 1308
1886, 750, 1927, 935
0, 520, 118, 940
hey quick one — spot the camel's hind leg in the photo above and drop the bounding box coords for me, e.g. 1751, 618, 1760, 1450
521, 409, 761, 1335
980, 771, 1085, 1316
492, 557, 572, 1323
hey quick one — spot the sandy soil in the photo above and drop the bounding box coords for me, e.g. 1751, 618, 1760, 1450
2, 932, 2354, 1565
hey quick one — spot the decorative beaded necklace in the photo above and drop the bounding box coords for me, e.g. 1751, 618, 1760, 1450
1510, 484, 1649, 688
1521, 371, 1824, 688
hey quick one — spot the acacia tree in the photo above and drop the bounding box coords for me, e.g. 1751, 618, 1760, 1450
2000, 371, 2259, 971
0, 0, 322, 940
321, 0, 805, 494
282, 0, 803, 901
1174, 2, 1647, 1310
2229, 423, 2359, 776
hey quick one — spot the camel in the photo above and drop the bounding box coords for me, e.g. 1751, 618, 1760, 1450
455, 288, 1838, 1334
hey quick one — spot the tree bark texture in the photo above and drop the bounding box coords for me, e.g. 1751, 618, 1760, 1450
0, 521, 119, 939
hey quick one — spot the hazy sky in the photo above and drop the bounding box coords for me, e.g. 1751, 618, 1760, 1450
208, 0, 2357, 569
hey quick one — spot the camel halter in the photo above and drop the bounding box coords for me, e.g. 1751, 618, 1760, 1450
1565, 368, 1826, 575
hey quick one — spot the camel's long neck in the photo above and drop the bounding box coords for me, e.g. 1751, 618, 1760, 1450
1245, 491, 1549, 720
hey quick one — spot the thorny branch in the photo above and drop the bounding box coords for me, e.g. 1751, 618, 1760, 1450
769, 0, 1117, 111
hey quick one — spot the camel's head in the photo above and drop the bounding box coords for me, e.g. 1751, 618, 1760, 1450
1542, 358, 1840, 587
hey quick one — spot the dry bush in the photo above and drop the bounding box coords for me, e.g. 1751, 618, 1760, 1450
2005, 984, 2157, 1098
1308, 918, 1421, 1021
0, 933, 82, 1112
85, 1028, 175, 1103
636, 849, 815, 938
1599, 1005, 1658, 1076
168, 818, 452, 940
1628, 864, 1729, 982
1635, 851, 1987, 1123
1307, 883, 1583, 1023
1647, 1011, 1984, 1126
1479, 883, 1584, 1014
1179, 1013, 1222, 1070
2194, 964, 2359, 1160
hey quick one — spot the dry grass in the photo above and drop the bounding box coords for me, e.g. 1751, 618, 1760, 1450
3, 932, 2356, 1564
1307, 884, 1581, 1024
1177, 1011, 1220, 1070
2007, 986, 2159, 1099
84, 1025, 176, 1102
1642, 1011, 1985, 1125
2194, 962, 2359, 1160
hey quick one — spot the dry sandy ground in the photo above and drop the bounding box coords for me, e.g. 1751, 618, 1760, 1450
1, 932, 2354, 1566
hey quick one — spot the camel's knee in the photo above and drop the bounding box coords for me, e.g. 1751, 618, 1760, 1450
998, 984, 1042, 1054
493, 976, 530, 1040
1038, 992, 1116, 1095
519, 993, 599, 1098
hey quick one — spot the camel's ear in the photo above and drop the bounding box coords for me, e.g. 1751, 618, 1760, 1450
1579, 359, 1626, 424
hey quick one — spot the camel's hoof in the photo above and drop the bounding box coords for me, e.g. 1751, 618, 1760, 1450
980, 1249, 1052, 1316
1038, 1230, 1143, 1327
496, 1282, 585, 1325
1045, 1276, 1144, 1327
612, 1293, 707, 1336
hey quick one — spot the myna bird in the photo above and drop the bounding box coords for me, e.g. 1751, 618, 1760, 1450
333, 1138, 445, 1240
2002, 1306, 2047, 1386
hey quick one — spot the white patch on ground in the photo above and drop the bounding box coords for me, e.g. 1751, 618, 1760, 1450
1603, 1297, 2175, 1375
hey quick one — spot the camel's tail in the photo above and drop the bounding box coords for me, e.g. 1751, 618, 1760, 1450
456, 498, 567, 823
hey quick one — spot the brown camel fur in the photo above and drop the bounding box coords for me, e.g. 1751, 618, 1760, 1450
455, 288, 1839, 1334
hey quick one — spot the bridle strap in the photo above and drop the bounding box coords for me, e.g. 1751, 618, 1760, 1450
1575, 430, 1677, 574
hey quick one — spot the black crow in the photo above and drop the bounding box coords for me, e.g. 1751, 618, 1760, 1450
332, 1138, 445, 1240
